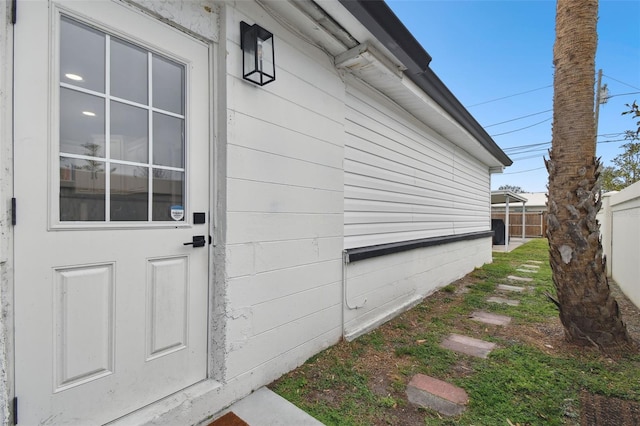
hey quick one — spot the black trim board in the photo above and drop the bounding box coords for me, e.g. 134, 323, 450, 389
344, 231, 494, 263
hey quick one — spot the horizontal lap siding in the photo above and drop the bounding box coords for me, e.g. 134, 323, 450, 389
344, 84, 490, 249
343, 82, 492, 338
224, 5, 344, 379
344, 238, 492, 339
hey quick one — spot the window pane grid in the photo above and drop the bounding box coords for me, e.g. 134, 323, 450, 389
59, 16, 186, 223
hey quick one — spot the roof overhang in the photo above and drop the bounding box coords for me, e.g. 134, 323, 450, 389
257, 0, 512, 169
491, 190, 528, 205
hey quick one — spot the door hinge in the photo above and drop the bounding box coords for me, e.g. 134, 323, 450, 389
11, 198, 16, 226
13, 396, 17, 425
11, 0, 17, 25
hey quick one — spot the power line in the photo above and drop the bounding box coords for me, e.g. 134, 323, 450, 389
603, 74, 640, 91
466, 84, 552, 108
500, 139, 629, 162
490, 117, 552, 137
502, 166, 546, 175
485, 109, 553, 128
605, 91, 640, 100
503, 134, 626, 152
511, 154, 548, 161
503, 141, 551, 152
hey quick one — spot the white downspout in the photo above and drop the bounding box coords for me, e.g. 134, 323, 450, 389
505, 196, 510, 247
522, 201, 526, 239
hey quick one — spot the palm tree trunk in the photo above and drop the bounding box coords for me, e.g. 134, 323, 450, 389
547, 0, 632, 349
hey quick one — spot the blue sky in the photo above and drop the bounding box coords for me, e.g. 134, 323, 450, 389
386, 0, 640, 193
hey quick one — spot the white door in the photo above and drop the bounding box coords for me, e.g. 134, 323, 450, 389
14, 1, 211, 424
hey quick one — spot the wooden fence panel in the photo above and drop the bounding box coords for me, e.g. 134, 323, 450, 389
491, 212, 545, 238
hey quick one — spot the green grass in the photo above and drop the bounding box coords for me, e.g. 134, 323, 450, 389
271, 238, 640, 425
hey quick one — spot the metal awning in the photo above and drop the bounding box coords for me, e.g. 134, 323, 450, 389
490, 190, 528, 205
491, 191, 528, 247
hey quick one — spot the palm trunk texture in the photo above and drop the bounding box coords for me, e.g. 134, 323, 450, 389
547, 0, 632, 349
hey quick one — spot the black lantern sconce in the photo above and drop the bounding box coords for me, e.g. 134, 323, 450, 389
240, 21, 275, 86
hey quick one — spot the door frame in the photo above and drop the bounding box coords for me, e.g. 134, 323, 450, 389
1, 1, 229, 424
0, 1, 16, 424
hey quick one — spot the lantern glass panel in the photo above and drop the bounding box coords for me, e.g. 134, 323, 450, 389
240, 22, 275, 86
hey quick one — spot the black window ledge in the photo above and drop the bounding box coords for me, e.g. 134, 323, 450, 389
344, 230, 494, 263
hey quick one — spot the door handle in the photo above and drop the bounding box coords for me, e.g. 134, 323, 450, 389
184, 235, 206, 248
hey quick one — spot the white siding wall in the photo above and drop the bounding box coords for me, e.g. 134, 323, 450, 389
344, 238, 492, 339
344, 81, 491, 249
343, 81, 492, 338
599, 182, 640, 308
223, 3, 344, 383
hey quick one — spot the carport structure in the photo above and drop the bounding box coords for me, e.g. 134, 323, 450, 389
491, 190, 528, 247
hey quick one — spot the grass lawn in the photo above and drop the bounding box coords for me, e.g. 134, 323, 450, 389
270, 239, 640, 425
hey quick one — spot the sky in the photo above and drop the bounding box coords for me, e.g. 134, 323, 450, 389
386, 0, 640, 193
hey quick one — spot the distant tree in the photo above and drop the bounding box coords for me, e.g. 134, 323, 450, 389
599, 104, 640, 192
622, 101, 640, 136
498, 184, 524, 193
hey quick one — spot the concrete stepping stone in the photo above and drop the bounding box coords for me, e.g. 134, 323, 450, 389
407, 374, 468, 416
440, 333, 496, 359
469, 311, 512, 326
516, 268, 537, 274
508, 275, 533, 282
497, 283, 527, 293
527, 260, 543, 264
521, 264, 540, 269
487, 296, 520, 306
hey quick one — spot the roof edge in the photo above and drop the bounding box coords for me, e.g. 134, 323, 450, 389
338, 0, 512, 167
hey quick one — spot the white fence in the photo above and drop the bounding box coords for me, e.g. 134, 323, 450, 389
598, 181, 640, 309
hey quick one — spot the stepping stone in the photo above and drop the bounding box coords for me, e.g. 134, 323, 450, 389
487, 296, 520, 306
527, 260, 543, 264
469, 311, 512, 326
521, 264, 540, 269
508, 275, 533, 282
440, 333, 496, 359
516, 268, 537, 274
497, 283, 527, 293
407, 374, 468, 416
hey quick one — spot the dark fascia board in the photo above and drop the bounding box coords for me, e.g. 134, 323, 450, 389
344, 230, 494, 263
337, 0, 512, 167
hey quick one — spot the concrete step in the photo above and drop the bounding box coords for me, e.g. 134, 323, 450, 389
487, 296, 520, 306
208, 387, 324, 426
469, 311, 512, 326
440, 333, 497, 359
406, 374, 468, 416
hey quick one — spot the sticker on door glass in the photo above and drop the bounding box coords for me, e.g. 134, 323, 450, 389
170, 205, 184, 221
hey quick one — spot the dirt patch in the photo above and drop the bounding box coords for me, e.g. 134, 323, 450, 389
271, 265, 640, 425
609, 280, 640, 344
580, 391, 640, 426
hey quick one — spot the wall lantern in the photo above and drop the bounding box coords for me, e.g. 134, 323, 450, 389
240, 21, 275, 86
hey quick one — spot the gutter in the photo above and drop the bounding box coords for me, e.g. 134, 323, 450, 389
338, 0, 513, 167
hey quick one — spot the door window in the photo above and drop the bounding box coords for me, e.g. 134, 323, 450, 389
59, 16, 186, 222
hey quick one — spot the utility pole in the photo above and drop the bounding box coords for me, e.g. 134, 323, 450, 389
594, 68, 609, 148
